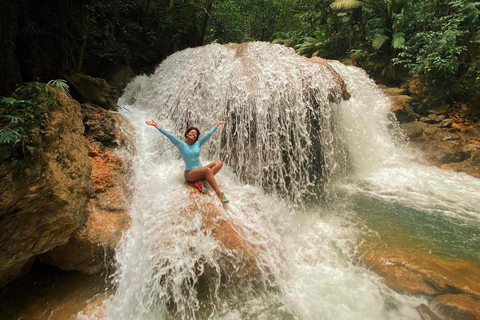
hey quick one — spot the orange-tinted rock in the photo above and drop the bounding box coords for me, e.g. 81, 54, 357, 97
435, 294, 480, 320
41, 109, 132, 274
400, 119, 480, 177
78, 293, 108, 320
309, 57, 351, 101
82, 208, 130, 248
416, 303, 443, 320
365, 248, 480, 299
180, 184, 258, 277
87, 140, 123, 193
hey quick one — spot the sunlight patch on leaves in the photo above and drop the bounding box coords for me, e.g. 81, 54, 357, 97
330, 0, 364, 10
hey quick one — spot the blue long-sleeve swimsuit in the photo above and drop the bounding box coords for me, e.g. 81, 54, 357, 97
156, 125, 217, 171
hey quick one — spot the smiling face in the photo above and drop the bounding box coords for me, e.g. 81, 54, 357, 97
187, 129, 198, 140
184, 126, 200, 143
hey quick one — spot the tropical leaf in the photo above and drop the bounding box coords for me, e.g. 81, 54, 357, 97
0, 128, 21, 144
313, 30, 326, 41
47, 79, 70, 92
3, 115, 26, 124
330, 0, 364, 10
392, 32, 405, 49
372, 34, 389, 49
272, 32, 288, 39
1, 97, 30, 105
1, 97, 17, 105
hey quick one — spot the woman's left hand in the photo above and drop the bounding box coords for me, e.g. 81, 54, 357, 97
216, 120, 226, 127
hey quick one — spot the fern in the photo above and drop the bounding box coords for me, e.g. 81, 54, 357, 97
1, 97, 32, 105
0, 127, 22, 144
3, 115, 26, 124
0, 82, 54, 159
47, 79, 70, 92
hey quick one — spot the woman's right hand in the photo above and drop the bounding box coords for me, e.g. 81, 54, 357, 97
145, 119, 158, 127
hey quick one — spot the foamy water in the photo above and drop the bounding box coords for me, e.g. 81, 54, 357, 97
81, 42, 480, 320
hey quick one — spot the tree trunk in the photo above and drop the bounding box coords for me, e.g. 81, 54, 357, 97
77, 9, 90, 73
198, 0, 214, 46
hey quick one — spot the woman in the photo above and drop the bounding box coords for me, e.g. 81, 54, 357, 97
145, 119, 229, 204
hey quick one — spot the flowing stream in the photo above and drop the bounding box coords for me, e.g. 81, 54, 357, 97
93, 42, 480, 320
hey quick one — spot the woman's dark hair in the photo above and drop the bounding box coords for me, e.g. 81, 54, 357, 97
184, 126, 200, 142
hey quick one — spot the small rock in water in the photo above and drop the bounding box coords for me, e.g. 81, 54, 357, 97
420, 114, 445, 124
416, 303, 442, 320
439, 118, 453, 128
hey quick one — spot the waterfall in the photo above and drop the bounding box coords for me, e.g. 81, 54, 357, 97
92, 42, 480, 320
119, 42, 350, 203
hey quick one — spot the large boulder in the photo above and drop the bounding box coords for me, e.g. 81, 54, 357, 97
40, 105, 132, 274
435, 293, 480, 320
378, 85, 416, 123
365, 248, 480, 319
180, 187, 259, 278
66, 73, 119, 110
400, 120, 480, 177
0, 88, 94, 287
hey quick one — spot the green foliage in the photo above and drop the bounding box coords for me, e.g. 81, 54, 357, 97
273, 30, 326, 57
205, 0, 290, 43
47, 79, 70, 92
330, 0, 364, 10
0, 83, 55, 160
372, 34, 389, 49
393, 0, 480, 91
279, 0, 479, 94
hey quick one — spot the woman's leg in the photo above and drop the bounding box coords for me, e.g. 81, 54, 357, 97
204, 161, 223, 176
185, 165, 222, 195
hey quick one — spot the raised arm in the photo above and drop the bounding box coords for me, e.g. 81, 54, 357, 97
145, 119, 183, 148
197, 120, 226, 146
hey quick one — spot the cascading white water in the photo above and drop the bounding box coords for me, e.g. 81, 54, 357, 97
120, 42, 349, 203
89, 42, 480, 320
328, 62, 480, 223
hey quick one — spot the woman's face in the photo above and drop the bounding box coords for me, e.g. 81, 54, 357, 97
187, 129, 198, 141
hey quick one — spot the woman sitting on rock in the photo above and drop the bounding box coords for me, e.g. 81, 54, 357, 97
145, 119, 229, 204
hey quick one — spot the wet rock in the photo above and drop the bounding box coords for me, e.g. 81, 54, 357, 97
379, 86, 415, 123
420, 114, 445, 124
77, 293, 108, 319
435, 293, 480, 320
364, 248, 480, 299
310, 57, 351, 101
416, 303, 442, 320
82, 104, 117, 144
66, 73, 119, 110
439, 118, 453, 128
440, 147, 480, 178
440, 132, 461, 141
428, 104, 450, 115
400, 121, 427, 140
181, 186, 259, 278
390, 95, 415, 123
399, 119, 480, 177
0, 88, 93, 287
378, 85, 406, 96
365, 248, 480, 320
